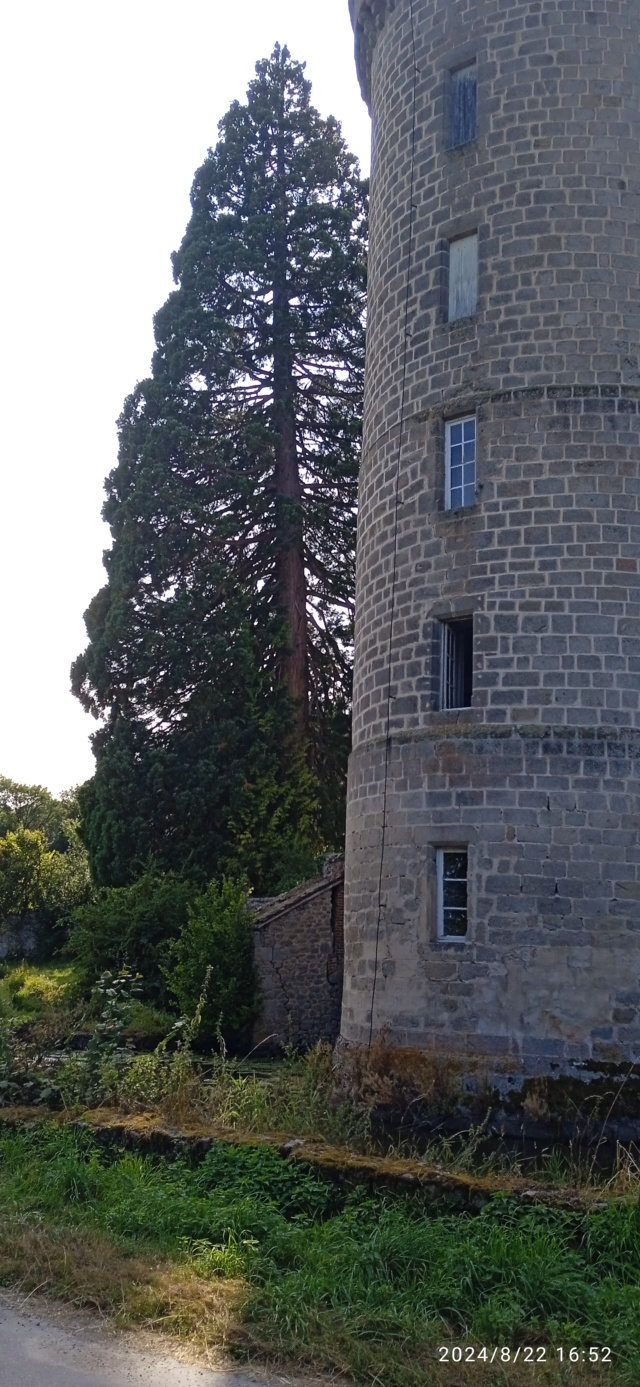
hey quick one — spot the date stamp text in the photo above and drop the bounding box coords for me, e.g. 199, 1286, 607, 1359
438, 1346, 612, 1366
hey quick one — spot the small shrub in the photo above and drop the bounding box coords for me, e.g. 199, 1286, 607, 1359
118, 1051, 172, 1108
125, 1001, 174, 1041
0, 822, 91, 934
68, 872, 195, 1004
166, 879, 259, 1047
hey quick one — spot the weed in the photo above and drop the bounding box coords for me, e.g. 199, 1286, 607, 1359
334, 1031, 483, 1123
184, 1233, 260, 1279
57, 968, 143, 1107
0, 1018, 59, 1107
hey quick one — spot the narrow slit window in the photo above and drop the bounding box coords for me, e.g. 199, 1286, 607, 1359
451, 62, 477, 147
448, 232, 478, 321
437, 848, 469, 940
446, 415, 476, 509
440, 617, 473, 710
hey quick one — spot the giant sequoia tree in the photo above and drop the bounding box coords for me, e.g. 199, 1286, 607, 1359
72, 48, 367, 892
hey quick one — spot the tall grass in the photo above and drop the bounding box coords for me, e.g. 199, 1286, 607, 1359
117, 1039, 372, 1148
0, 1123, 639, 1384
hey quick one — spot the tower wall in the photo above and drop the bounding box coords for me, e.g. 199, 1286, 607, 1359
344, 0, 640, 1069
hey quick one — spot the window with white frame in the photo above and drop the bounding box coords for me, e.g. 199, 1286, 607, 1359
448, 232, 478, 320
445, 415, 476, 509
440, 616, 474, 709
451, 61, 477, 147
437, 848, 469, 939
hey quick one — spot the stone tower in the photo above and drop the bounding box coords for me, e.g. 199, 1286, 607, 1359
344, 0, 640, 1077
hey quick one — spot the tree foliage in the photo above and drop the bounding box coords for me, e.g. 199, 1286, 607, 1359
0, 825, 91, 924
166, 878, 259, 1045
72, 47, 367, 891
68, 873, 196, 1003
0, 776, 79, 851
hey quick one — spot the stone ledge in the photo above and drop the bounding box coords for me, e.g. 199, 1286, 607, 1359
350, 722, 640, 757
0, 1107, 609, 1213
414, 382, 640, 423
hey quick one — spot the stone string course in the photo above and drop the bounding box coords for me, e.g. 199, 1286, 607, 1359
343, 0, 640, 1073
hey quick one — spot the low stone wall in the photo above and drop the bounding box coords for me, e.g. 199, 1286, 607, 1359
0, 916, 38, 961
251, 859, 344, 1053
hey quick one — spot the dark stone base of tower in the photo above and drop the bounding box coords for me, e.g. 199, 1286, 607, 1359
345, 0, 640, 1077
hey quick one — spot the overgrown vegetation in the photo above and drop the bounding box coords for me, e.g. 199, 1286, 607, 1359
0, 962, 77, 1022
167, 879, 258, 1046
67, 872, 195, 1005
0, 971, 639, 1382
0, 777, 91, 954
65, 874, 260, 1041
0, 1121, 636, 1385
0, 964, 363, 1144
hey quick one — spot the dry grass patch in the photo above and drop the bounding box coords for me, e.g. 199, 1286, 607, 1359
0, 1215, 245, 1353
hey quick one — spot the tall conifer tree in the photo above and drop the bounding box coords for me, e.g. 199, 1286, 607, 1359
72, 48, 367, 891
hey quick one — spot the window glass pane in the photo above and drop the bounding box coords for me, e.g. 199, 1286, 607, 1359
451, 63, 477, 147
448, 233, 478, 321
438, 849, 469, 939
443, 851, 467, 880
446, 416, 476, 510
443, 879, 467, 908
443, 909, 468, 937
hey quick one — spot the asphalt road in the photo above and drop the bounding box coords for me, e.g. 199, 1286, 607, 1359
0, 1301, 285, 1387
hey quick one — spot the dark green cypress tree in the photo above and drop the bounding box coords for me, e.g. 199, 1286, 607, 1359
72, 47, 367, 891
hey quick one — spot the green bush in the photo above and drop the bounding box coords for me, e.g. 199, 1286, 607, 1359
166, 878, 259, 1047
68, 872, 195, 1004
0, 823, 91, 961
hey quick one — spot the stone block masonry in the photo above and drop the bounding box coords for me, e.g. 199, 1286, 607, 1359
346, 727, 640, 1064
251, 859, 344, 1053
344, 0, 640, 1073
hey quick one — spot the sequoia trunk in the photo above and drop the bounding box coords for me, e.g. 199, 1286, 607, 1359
272, 127, 309, 748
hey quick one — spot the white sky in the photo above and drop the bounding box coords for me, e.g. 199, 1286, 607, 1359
0, 0, 370, 797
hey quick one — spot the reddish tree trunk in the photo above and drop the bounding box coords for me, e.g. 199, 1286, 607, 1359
272, 128, 309, 749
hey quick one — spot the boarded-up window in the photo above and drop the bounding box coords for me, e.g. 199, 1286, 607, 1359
448, 232, 478, 321
451, 62, 477, 146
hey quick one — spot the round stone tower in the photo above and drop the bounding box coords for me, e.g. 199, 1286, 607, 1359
344, 0, 640, 1075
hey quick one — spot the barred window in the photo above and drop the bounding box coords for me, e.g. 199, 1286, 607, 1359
440, 617, 473, 710
448, 233, 478, 321
445, 415, 476, 509
451, 62, 477, 147
437, 848, 469, 940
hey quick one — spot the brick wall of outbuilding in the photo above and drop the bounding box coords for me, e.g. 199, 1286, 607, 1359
252, 863, 344, 1052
